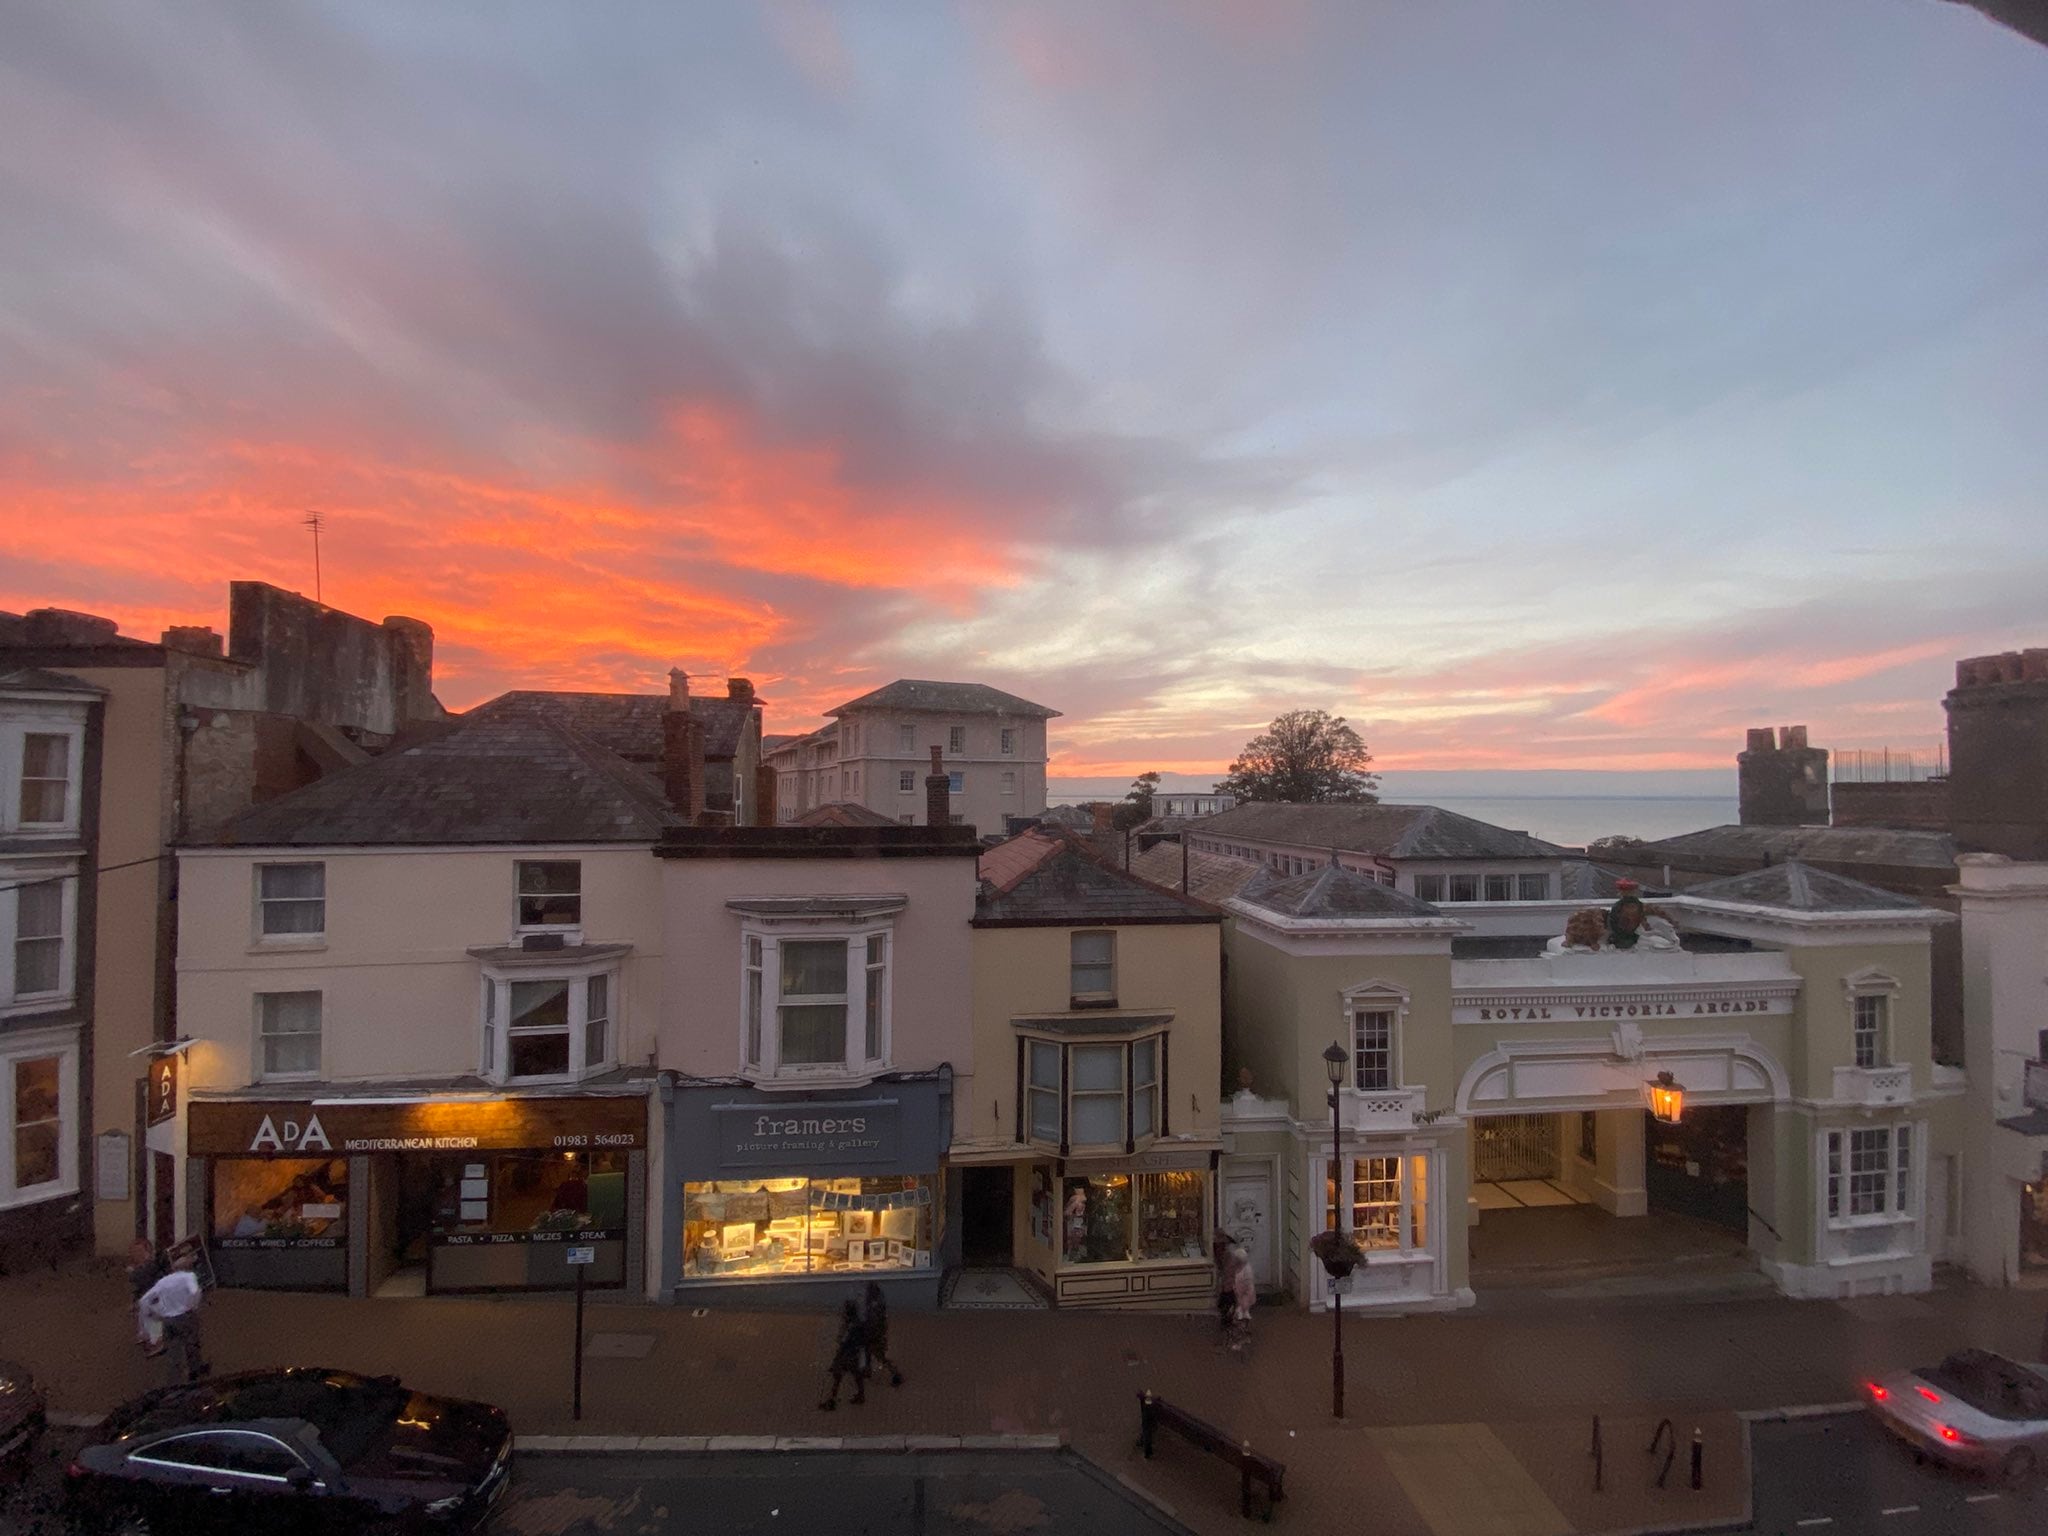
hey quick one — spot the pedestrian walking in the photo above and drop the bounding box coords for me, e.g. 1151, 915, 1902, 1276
862, 1281, 904, 1388
1226, 1245, 1255, 1353
127, 1240, 167, 1355
818, 1298, 868, 1410
1212, 1229, 1236, 1337
137, 1255, 206, 1384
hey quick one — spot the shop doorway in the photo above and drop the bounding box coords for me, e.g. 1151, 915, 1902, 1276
958, 1166, 1013, 1267
1644, 1105, 1749, 1234
151, 1152, 176, 1250
378, 1154, 437, 1297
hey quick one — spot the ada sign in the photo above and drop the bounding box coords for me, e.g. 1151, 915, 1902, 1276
565, 1245, 596, 1266
249, 1113, 332, 1153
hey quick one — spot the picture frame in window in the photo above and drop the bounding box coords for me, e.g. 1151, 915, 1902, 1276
719, 1222, 757, 1257
866, 1239, 890, 1261
886, 1239, 905, 1261
879, 1205, 916, 1240
844, 1210, 874, 1239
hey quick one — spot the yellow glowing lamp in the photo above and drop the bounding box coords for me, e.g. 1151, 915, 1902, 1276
1646, 1071, 1684, 1124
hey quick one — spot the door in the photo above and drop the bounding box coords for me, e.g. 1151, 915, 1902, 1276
1644, 1106, 1749, 1233
1222, 1172, 1274, 1289
1473, 1114, 1560, 1183
152, 1152, 177, 1249
959, 1166, 1014, 1266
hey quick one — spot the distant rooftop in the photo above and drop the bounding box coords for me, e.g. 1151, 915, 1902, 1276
1679, 860, 1933, 915
827, 679, 1060, 719
975, 827, 1215, 926
1196, 801, 1567, 860
1234, 861, 1447, 921
1628, 823, 1959, 872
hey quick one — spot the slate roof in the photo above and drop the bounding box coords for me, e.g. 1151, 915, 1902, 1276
1631, 823, 1958, 872
1559, 861, 1633, 900
1234, 862, 1447, 920
208, 706, 673, 846
792, 802, 899, 827
1679, 860, 1929, 914
1125, 840, 1264, 904
828, 679, 1060, 719
467, 689, 756, 761
1195, 801, 1567, 860
975, 828, 1217, 925
0, 666, 105, 695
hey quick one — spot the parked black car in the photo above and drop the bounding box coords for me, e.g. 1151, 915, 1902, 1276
0, 1358, 47, 1462
67, 1367, 511, 1533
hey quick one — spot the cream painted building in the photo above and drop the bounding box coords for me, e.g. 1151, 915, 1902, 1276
1220, 858, 1961, 1311
767, 680, 1058, 837
955, 826, 1224, 1309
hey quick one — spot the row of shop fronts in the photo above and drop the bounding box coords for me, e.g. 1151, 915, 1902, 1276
177, 1073, 1227, 1308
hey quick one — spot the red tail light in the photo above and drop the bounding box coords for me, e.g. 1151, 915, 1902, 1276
1936, 1423, 1973, 1445
1866, 1382, 1889, 1401
1915, 1385, 1942, 1403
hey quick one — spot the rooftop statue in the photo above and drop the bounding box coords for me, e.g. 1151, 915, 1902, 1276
1545, 880, 1679, 956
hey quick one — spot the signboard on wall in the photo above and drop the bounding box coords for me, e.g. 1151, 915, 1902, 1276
713, 1099, 900, 1168
186, 1095, 647, 1157
147, 1055, 179, 1127
2025, 1057, 2048, 1111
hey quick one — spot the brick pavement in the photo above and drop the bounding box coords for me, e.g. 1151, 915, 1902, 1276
4, 1259, 2044, 1536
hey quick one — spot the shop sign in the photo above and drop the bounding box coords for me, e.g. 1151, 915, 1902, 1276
714, 1099, 899, 1168
1064, 1145, 1213, 1174
1455, 990, 1794, 1026
186, 1096, 648, 1157
147, 1056, 178, 1127
435, 1228, 620, 1248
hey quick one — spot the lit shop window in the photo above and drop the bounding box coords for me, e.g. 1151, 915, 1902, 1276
683, 1175, 933, 1280
212, 1158, 349, 1249
1060, 1171, 1207, 1266
1324, 1154, 1430, 1252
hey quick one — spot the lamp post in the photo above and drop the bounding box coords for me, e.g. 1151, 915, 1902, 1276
1317, 1040, 1353, 1419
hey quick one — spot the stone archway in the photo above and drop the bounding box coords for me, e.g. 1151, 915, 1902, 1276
1455, 1024, 1790, 1116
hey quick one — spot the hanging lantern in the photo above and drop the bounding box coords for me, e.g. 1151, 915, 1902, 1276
1645, 1070, 1684, 1124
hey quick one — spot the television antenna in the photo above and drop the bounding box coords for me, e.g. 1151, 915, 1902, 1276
301, 510, 325, 603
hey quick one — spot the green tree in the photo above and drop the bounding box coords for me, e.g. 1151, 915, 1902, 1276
1215, 710, 1379, 804
1586, 834, 1646, 859
1113, 771, 1162, 831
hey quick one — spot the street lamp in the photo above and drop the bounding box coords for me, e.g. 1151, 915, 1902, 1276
1646, 1070, 1685, 1124
1310, 1039, 1356, 1420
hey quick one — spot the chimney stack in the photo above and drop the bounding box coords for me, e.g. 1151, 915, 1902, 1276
160, 625, 224, 658
1092, 802, 1113, 837
925, 745, 951, 828
754, 761, 777, 827
727, 677, 755, 702
24, 608, 120, 645
662, 669, 706, 822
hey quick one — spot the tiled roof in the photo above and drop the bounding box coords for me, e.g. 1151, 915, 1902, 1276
975, 829, 1216, 925
1194, 801, 1566, 859
828, 679, 1060, 719
468, 689, 755, 761
0, 666, 105, 695
1234, 862, 1445, 920
1630, 823, 1958, 871
208, 705, 673, 847
1559, 861, 1632, 900
1680, 860, 1929, 914
762, 733, 803, 752
1039, 805, 1099, 829
1125, 840, 1264, 904
792, 802, 899, 827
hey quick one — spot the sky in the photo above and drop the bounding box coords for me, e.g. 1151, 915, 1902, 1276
3, 2, 2045, 778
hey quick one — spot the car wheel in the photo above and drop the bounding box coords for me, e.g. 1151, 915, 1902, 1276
2000, 1447, 2037, 1485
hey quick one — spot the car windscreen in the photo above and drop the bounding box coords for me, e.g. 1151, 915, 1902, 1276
1921, 1352, 2048, 1423
212, 1374, 406, 1465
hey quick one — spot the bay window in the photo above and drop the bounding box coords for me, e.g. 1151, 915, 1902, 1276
730, 903, 899, 1081
1825, 1124, 1915, 1222
478, 967, 617, 1084
1018, 1032, 1167, 1155
17, 732, 75, 829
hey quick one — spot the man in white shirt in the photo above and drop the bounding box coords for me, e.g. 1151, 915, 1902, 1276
137, 1258, 206, 1383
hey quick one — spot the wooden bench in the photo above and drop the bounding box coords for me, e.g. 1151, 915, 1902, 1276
1135, 1390, 1287, 1520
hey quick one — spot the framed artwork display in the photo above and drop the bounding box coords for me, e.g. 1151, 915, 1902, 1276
865, 1239, 890, 1260
844, 1211, 874, 1240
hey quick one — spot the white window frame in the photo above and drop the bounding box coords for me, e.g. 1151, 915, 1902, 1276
1320, 1148, 1434, 1255
1822, 1121, 1919, 1228
1000, 729, 1016, 756
1516, 872, 1550, 901
513, 859, 583, 938
1069, 930, 1116, 1005
1000, 770, 1017, 796
896, 724, 915, 753
0, 1028, 79, 1209
1842, 968, 1901, 1071
735, 919, 894, 1084
898, 769, 915, 793
947, 771, 964, 794
253, 861, 326, 946
1, 720, 85, 837
1018, 1031, 1167, 1155
1341, 980, 1408, 1093
1446, 873, 1480, 903
254, 990, 323, 1082
1483, 873, 1513, 902
948, 725, 966, 753
1, 865, 77, 1014
477, 961, 620, 1086
1411, 873, 1443, 903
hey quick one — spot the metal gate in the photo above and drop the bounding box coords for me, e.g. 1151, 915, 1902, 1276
1473, 1114, 1559, 1183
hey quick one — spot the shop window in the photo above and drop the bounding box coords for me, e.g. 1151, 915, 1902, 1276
480, 970, 616, 1084
437, 1149, 627, 1238
1411, 874, 1443, 903
1826, 1125, 1913, 1222
1062, 1174, 1132, 1264
1020, 1034, 1166, 1154
1447, 874, 1480, 903
1484, 874, 1513, 902
1579, 1111, 1598, 1162
8, 878, 66, 1002
2021, 1182, 2048, 1274
1070, 931, 1115, 1004
212, 1157, 348, 1248
1060, 1170, 1207, 1266
1324, 1153, 1431, 1253
682, 1174, 933, 1280
516, 861, 581, 930
1136, 1171, 1206, 1261
1518, 873, 1550, 901
256, 991, 322, 1080
257, 863, 325, 940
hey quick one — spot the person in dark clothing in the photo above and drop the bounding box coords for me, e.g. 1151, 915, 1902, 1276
818, 1299, 867, 1410
862, 1281, 904, 1388
128, 1240, 167, 1354
1212, 1231, 1236, 1335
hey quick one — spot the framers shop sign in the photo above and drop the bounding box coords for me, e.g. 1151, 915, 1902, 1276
714, 1098, 900, 1168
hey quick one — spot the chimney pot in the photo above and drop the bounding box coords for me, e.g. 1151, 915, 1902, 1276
1780, 725, 1808, 750
668, 668, 690, 709
1744, 728, 1774, 754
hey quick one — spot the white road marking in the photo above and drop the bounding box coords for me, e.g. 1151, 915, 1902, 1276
1795, 1518, 1834, 1528
1964, 1493, 2001, 1504
1879, 1505, 1919, 1516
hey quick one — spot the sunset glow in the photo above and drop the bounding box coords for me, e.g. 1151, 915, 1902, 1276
4, 3, 2045, 778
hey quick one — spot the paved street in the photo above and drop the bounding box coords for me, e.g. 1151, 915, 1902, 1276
1744, 1412, 2046, 1536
